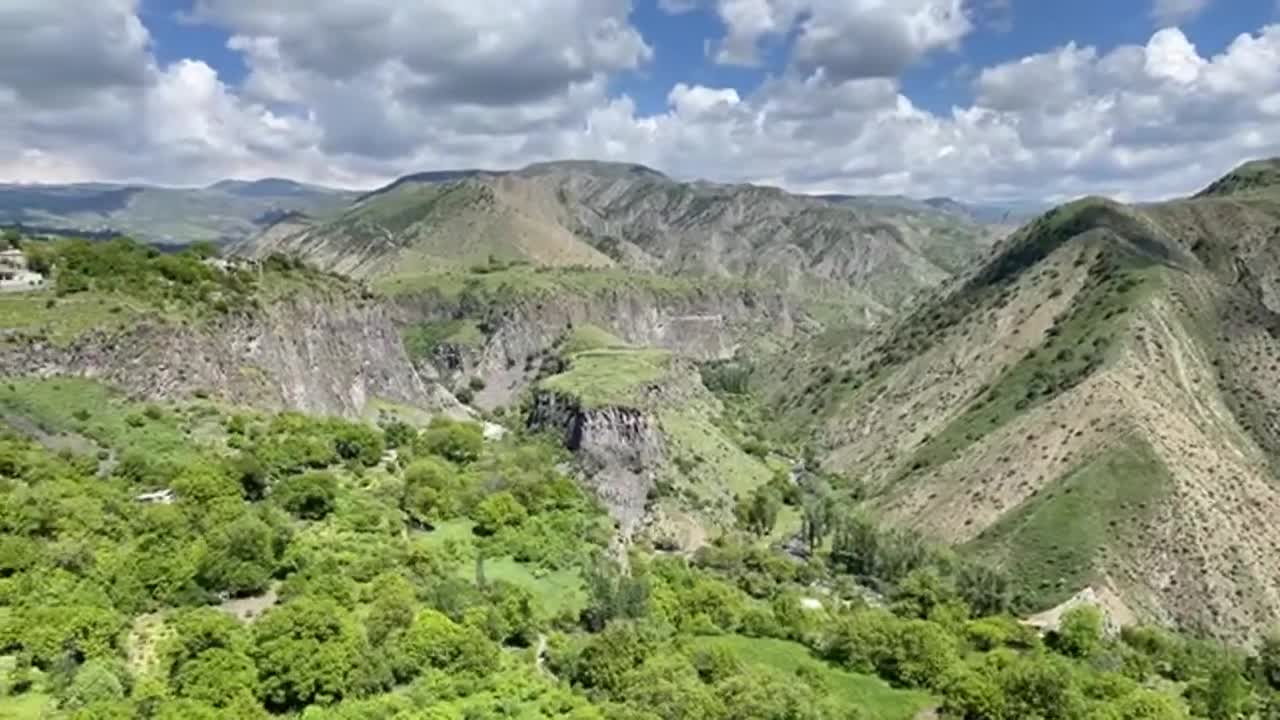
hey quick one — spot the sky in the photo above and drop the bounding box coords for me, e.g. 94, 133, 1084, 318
1, 1, 1279, 203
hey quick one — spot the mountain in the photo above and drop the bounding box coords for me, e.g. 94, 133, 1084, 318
768, 158, 1280, 639
822, 193, 1041, 226
0, 179, 357, 245
238, 160, 1003, 313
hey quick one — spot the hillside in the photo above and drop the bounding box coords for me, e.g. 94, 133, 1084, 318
237, 161, 1002, 312
11, 167, 1280, 719
0, 180, 356, 245
769, 159, 1280, 640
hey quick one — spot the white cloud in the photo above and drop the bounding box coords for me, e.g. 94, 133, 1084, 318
1151, 0, 1211, 27
711, 0, 970, 78
0, 1, 1278, 207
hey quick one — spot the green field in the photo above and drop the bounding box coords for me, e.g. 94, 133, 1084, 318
0, 290, 151, 346
420, 520, 586, 615
560, 324, 629, 355
0, 377, 204, 463
689, 635, 934, 720
539, 348, 671, 408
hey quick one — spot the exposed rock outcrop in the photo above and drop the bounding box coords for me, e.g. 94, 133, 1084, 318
399, 284, 799, 410
527, 391, 664, 536
1, 293, 461, 418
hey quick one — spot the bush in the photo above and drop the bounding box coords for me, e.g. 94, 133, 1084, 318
472, 492, 528, 536
401, 458, 471, 526
416, 419, 484, 465
274, 471, 338, 520
1050, 606, 1105, 658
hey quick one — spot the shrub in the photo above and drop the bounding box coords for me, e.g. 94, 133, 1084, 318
1051, 606, 1105, 658
472, 492, 528, 536
416, 419, 484, 465
274, 471, 338, 520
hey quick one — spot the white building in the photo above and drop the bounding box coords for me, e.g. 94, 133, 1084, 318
0, 248, 45, 292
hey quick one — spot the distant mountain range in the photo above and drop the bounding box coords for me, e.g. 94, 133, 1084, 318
0, 167, 1025, 249
235, 160, 1007, 314
819, 193, 1043, 226
0, 179, 357, 245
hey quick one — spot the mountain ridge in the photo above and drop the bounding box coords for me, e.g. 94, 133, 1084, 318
237, 160, 1005, 315
758, 158, 1280, 639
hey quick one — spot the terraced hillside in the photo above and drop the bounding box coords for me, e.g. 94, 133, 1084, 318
770, 160, 1280, 640
238, 160, 1002, 313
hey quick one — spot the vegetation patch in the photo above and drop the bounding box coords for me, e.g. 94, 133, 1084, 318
966, 436, 1171, 611
689, 635, 933, 720
560, 324, 629, 355
0, 377, 199, 463
402, 319, 485, 359
659, 407, 775, 510
539, 348, 671, 408
375, 264, 759, 302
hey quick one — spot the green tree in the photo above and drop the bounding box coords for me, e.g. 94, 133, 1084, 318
173, 647, 259, 708
391, 609, 498, 681
416, 419, 484, 465
735, 486, 782, 537
400, 458, 469, 526
198, 512, 276, 595
364, 574, 418, 646
1259, 628, 1280, 691
380, 419, 416, 449
955, 561, 1012, 617
62, 660, 124, 709
1185, 654, 1253, 720
799, 493, 835, 555
275, 471, 338, 520
330, 422, 385, 467
472, 492, 528, 536
251, 597, 377, 711
891, 567, 963, 620
1051, 606, 1105, 658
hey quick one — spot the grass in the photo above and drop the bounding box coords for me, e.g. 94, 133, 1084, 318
561, 324, 628, 355
965, 436, 1171, 611
0, 377, 203, 463
464, 557, 585, 615
375, 265, 760, 301
900, 251, 1161, 477
0, 289, 153, 345
659, 408, 774, 505
0, 691, 52, 720
402, 319, 485, 359
689, 635, 933, 720
539, 348, 671, 408
420, 520, 586, 615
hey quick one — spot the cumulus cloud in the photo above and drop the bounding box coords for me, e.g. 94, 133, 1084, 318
710, 0, 970, 78
0, 0, 1278, 207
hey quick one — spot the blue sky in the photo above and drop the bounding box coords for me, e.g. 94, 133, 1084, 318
2, 0, 1280, 202
138, 0, 1280, 116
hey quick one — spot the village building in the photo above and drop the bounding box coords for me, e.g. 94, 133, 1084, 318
0, 248, 46, 291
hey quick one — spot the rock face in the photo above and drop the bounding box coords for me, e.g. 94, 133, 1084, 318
398, 283, 800, 410
1, 293, 461, 418
527, 391, 665, 536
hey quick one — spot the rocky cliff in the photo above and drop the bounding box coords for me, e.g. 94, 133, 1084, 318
390, 272, 806, 410
527, 391, 665, 537
1, 291, 462, 418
